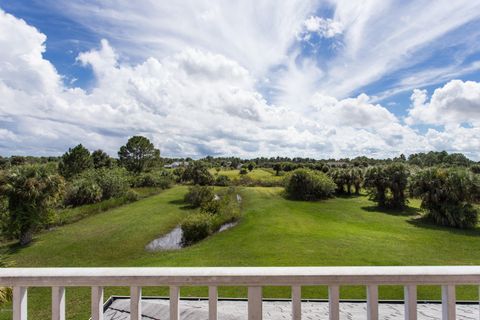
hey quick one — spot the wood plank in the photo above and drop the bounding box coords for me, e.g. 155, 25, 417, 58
404, 285, 417, 320
169, 286, 180, 320
366, 285, 378, 320
291, 285, 301, 320
328, 285, 340, 320
13, 287, 27, 320
91, 286, 103, 320
130, 286, 142, 320
248, 286, 262, 320
52, 286, 65, 320
441, 285, 455, 320
209, 286, 218, 320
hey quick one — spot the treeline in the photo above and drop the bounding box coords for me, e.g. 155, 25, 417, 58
0, 136, 172, 246
284, 163, 480, 229
3, 150, 475, 171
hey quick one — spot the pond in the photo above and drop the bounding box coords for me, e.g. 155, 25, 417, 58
146, 221, 239, 251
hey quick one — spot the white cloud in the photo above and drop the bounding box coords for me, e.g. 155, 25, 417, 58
318, 0, 480, 97
302, 16, 344, 38
4, 5, 480, 159
0, 8, 433, 159
406, 80, 480, 126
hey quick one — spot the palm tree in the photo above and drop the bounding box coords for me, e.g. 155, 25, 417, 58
0, 165, 65, 245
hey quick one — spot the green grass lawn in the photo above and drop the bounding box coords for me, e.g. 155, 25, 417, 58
210, 168, 283, 181
1, 186, 480, 319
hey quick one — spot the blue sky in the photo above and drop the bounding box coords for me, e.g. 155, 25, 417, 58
1, 1, 480, 159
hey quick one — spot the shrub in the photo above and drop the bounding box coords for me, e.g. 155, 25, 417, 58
132, 171, 173, 189
184, 185, 215, 208
180, 213, 213, 246
239, 168, 248, 175
125, 190, 140, 202
0, 165, 65, 245
182, 187, 242, 246
65, 168, 130, 206
64, 179, 102, 206
284, 169, 336, 201
0, 255, 11, 305
410, 167, 479, 228
214, 175, 231, 186
92, 168, 129, 200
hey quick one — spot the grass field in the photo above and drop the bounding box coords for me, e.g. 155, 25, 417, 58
1, 186, 480, 319
209, 168, 283, 181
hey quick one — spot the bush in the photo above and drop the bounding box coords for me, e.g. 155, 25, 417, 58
92, 168, 129, 200
410, 167, 479, 228
64, 178, 102, 206
214, 175, 231, 186
0, 165, 65, 245
125, 190, 140, 202
284, 169, 336, 200
180, 213, 213, 246
184, 185, 215, 208
131, 171, 173, 189
181, 187, 242, 246
65, 168, 130, 206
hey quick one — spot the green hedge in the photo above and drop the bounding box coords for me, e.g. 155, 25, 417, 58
284, 169, 336, 200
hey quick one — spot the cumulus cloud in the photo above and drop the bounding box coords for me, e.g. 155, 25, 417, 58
4, 6, 480, 159
406, 80, 480, 126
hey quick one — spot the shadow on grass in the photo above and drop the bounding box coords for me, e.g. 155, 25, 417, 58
335, 193, 363, 199
361, 205, 421, 217
168, 199, 194, 211
407, 217, 480, 237
3, 239, 34, 256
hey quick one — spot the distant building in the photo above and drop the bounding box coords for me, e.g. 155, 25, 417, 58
164, 161, 189, 169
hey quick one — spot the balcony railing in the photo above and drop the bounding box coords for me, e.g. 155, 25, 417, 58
1, 266, 479, 320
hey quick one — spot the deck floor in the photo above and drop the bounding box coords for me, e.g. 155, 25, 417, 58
104, 298, 480, 319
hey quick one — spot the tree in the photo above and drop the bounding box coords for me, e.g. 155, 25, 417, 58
247, 162, 255, 172
352, 168, 364, 195
410, 167, 478, 228
273, 163, 282, 176
0, 165, 65, 245
182, 161, 214, 185
364, 166, 389, 207
118, 136, 160, 173
364, 163, 409, 209
92, 149, 114, 169
59, 144, 93, 179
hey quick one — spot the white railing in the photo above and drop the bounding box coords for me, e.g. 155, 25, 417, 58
1, 266, 480, 320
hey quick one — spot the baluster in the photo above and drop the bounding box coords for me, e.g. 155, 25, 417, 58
291, 285, 301, 320
13, 287, 27, 320
441, 285, 455, 320
170, 286, 180, 320
366, 285, 378, 320
209, 286, 218, 320
328, 285, 340, 320
130, 286, 142, 320
52, 287, 65, 320
91, 286, 104, 320
248, 286, 262, 320
404, 285, 417, 320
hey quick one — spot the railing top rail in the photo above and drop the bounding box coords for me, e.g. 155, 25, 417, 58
1, 266, 479, 287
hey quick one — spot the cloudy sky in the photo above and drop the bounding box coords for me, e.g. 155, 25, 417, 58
1, 1, 480, 159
